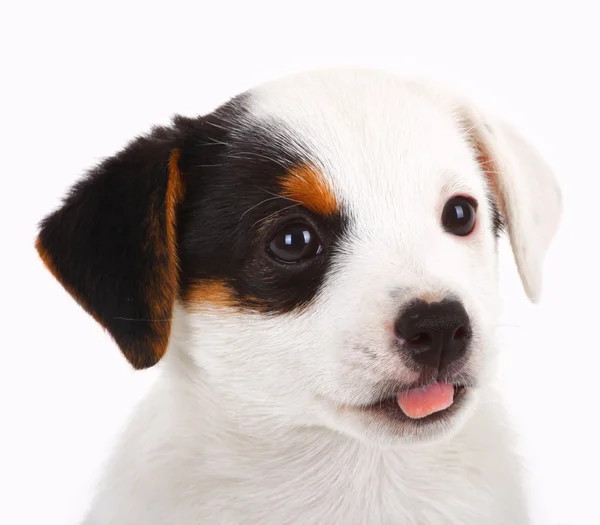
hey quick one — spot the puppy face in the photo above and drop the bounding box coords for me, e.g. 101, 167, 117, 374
37, 69, 561, 445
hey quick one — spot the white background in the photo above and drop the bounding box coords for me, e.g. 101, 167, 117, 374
1, 1, 599, 524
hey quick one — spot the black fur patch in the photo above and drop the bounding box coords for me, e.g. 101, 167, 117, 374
36, 96, 347, 368
176, 100, 347, 313
36, 124, 184, 368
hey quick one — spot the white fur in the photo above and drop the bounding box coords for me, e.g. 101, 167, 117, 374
82, 69, 560, 525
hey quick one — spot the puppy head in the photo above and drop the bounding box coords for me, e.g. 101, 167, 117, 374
37, 69, 561, 445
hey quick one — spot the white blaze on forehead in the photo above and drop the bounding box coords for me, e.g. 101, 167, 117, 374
246, 68, 490, 236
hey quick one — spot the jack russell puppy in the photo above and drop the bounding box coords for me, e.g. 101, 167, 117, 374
36, 68, 561, 524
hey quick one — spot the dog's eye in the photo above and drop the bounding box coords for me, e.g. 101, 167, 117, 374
268, 223, 323, 263
442, 196, 477, 236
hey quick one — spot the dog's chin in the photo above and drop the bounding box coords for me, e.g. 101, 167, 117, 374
326, 384, 479, 447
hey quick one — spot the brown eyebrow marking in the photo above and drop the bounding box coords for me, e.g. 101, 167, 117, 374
279, 164, 338, 217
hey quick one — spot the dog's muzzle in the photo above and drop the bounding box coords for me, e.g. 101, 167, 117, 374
392, 299, 472, 419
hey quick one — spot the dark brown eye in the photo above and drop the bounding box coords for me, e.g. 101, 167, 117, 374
442, 196, 477, 236
268, 223, 323, 263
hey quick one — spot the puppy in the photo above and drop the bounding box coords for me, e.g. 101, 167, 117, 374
36, 68, 561, 524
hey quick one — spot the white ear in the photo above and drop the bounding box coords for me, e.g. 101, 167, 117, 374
407, 79, 562, 302
471, 116, 562, 302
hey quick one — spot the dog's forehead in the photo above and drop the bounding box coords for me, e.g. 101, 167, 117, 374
245, 70, 483, 220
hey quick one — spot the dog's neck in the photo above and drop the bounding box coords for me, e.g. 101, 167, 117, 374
100, 346, 526, 524
154, 345, 496, 469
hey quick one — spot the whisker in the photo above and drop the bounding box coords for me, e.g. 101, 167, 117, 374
251, 203, 302, 229
239, 195, 288, 221
227, 151, 290, 171
203, 120, 230, 132
198, 139, 229, 147
461, 124, 478, 135
259, 187, 301, 204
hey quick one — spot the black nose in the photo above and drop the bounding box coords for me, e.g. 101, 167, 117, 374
394, 300, 471, 369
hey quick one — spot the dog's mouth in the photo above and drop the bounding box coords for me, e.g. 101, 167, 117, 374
361, 383, 469, 423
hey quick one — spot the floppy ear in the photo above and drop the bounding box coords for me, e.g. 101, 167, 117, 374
36, 126, 185, 369
464, 112, 562, 302
409, 79, 562, 302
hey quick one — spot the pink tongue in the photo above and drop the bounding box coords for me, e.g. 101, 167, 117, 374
397, 383, 454, 419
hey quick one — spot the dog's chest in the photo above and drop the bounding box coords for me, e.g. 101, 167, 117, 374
89, 395, 528, 524
191, 440, 517, 525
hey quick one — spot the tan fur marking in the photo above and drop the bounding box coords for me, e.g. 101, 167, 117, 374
167, 149, 185, 268
459, 113, 507, 220
280, 164, 338, 216
185, 281, 237, 308
145, 149, 186, 362
473, 135, 506, 213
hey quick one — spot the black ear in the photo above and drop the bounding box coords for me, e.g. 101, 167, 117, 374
36, 125, 185, 369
